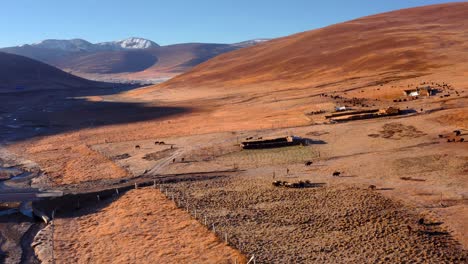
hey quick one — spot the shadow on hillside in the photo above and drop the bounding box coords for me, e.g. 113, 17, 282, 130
0, 85, 191, 143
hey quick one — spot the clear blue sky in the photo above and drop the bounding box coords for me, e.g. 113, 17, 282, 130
0, 0, 462, 47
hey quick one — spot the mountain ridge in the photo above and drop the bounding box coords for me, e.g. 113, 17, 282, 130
21, 37, 159, 52
1, 38, 269, 81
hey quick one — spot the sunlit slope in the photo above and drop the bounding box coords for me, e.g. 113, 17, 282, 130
148, 3, 467, 91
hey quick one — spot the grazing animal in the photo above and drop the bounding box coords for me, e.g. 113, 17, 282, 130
286, 168, 290, 174
135, 145, 141, 149
272, 180, 282, 187
305, 161, 313, 166
368, 185, 376, 190
417, 218, 427, 231
438, 134, 444, 138
181, 158, 185, 162
159, 141, 165, 145
172, 158, 176, 163
460, 138, 465, 142
155, 141, 159, 144
332, 171, 341, 177
407, 225, 413, 235
453, 130, 461, 136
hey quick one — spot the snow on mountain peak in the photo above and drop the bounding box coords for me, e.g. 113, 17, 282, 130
27, 37, 159, 52
231, 39, 271, 47
117, 37, 159, 49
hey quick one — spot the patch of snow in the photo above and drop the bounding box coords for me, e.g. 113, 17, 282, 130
97, 37, 159, 50
118, 37, 159, 49
231, 39, 271, 47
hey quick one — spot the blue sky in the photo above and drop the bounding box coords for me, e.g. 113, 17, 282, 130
0, 0, 462, 47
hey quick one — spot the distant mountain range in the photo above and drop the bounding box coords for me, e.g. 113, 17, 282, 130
1, 37, 269, 82
25, 37, 160, 52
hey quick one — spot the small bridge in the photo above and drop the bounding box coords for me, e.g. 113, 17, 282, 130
0, 189, 63, 202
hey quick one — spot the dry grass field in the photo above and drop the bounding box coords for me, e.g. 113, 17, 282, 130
53, 189, 244, 264
161, 175, 466, 263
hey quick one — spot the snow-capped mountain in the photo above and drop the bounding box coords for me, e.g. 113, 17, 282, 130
98, 37, 160, 50
25, 37, 159, 52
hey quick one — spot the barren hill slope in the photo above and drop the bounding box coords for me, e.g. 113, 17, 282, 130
0, 52, 108, 92
142, 2, 467, 94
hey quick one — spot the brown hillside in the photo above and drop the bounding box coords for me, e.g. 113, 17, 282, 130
0, 52, 108, 92
123, 43, 240, 79
58, 44, 239, 77
147, 3, 467, 92
56, 49, 158, 74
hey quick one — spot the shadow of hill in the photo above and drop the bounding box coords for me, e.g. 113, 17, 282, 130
0, 85, 191, 143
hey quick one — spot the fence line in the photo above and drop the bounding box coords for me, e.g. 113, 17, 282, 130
157, 183, 252, 264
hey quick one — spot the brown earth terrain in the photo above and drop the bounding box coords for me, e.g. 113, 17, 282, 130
1, 2, 467, 263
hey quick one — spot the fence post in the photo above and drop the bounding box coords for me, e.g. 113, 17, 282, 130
135, 182, 138, 189
247, 255, 255, 264
51, 210, 56, 264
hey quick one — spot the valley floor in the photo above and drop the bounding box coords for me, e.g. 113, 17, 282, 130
1, 72, 467, 262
